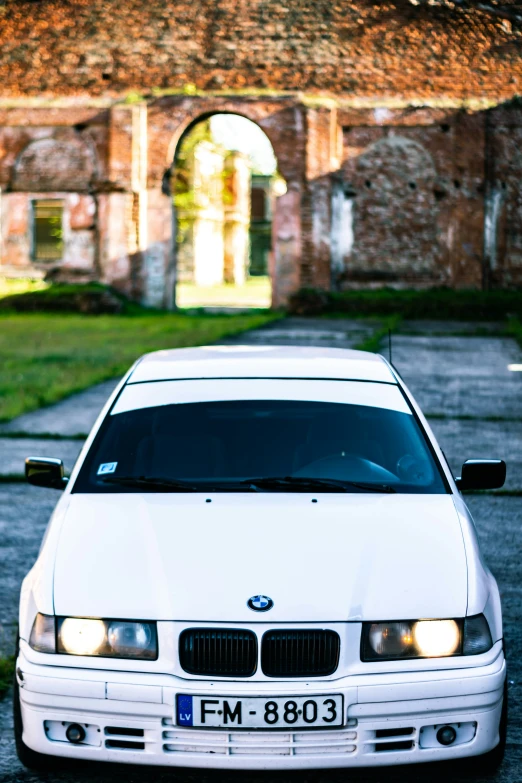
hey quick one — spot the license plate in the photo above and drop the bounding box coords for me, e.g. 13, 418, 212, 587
176, 693, 344, 729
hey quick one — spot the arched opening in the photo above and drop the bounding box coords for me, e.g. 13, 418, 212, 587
172, 114, 286, 309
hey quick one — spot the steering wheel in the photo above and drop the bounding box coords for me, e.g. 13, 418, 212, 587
295, 453, 398, 482
396, 454, 431, 484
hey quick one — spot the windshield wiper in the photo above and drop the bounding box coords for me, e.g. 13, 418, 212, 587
99, 475, 199, 492
100, 475, 395, 494
239, 476, 396, 493
240, 476, 347, 493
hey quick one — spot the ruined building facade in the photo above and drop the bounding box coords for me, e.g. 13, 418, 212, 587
1, 0, 522, 307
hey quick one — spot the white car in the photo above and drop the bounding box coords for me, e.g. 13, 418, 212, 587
16, 346, 507, 773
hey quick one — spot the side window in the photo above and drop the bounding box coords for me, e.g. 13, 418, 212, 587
32, 199, 64, 261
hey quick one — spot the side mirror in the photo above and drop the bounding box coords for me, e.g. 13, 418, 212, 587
25, 457, 68, 490
456, 459, 506, 491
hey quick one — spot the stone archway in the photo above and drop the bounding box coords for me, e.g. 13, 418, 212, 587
170, 112, 286, 308
145, 96, 307, 308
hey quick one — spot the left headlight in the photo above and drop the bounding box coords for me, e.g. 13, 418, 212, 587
29, 614, 158, 660
361, 615, 493, 661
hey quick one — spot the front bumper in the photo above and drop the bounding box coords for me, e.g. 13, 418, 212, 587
17, 644, 506, 770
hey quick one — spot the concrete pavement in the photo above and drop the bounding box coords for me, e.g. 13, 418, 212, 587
0, 380, 118, 439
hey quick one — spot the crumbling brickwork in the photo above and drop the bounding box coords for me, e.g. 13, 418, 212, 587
0, 0, 521, 305
1, 0, 521, 101
338, 110, 485, 288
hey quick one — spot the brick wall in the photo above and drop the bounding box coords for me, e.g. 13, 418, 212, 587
0, 1, 520, 101
486, 103, 522, 288
1, 1, 521, 303
1, 98, 522, 304
338, 109, 487, 288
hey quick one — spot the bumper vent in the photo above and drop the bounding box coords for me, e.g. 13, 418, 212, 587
161, 718, 358, 756
375, 728, 414, 739
179, 628, 257, 676
261, 630, 340, 677
375, 740, 413, 752
104, 726, 145, 751
373, 727, 415, 753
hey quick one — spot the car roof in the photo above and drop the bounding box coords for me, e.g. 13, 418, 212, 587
128, 346, 397, 385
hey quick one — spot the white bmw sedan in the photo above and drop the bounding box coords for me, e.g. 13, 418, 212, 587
16, 346, 507, 773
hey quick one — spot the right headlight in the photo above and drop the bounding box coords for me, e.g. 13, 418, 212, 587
29, 614, 158, 660
361, 614, 493, 661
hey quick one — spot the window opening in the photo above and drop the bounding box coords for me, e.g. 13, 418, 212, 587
32, 199, 64, 261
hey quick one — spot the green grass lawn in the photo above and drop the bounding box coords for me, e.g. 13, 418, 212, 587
0, 277, 48, 298
0, 276, 273, 312
0, 310, 279, 422
177, 276, 272, 309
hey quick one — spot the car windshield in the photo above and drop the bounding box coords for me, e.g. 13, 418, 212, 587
73, 395, 447, 495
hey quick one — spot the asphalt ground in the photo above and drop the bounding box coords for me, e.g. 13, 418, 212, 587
0, 317, 521, 782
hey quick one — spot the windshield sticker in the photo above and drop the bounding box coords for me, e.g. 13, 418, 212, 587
97, 462, 118, 476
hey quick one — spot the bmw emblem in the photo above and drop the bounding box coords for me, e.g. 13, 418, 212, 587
247, 595, 274, 612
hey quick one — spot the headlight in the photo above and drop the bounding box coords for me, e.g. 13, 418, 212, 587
361, 615, 493, 661
414, 619, 460, 657
29, 614, 157, 659
367, 621, 414, 658
57, 618, 157, 659
59, 618, 107, 656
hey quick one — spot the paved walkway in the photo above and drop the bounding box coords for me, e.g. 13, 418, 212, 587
393, 333, 522, 419
0, 380, 118, 438
0, 316, 521, 782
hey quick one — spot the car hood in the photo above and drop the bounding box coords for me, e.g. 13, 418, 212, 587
53, 493, 467, 622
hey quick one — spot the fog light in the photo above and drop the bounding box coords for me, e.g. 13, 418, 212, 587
65, 723, 86, 744
436, 725, 457, 746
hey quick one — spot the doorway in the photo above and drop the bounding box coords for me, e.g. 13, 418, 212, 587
173, 114, 286, 309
